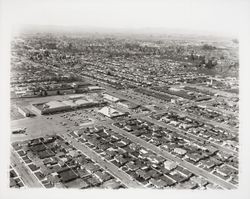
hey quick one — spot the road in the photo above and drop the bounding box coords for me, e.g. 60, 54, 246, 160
185, 84, 238, 98
125, 91, 238, 136
169, 107, 238, 135
194, 100, 238, 117
107, 124, 237, 189
10, 113, 113, 143
142, 116, 238, 157
13, 74, 237, 135
128, 111, 237, 157
140, 86, 239, 124
9, 75, 238, 189
11, 85, 237, 157
9, 112, 237, 189
10, 150, 42, 188
132, 88, 238, 134
63, 134, 143, 188
102, 83, 238, 135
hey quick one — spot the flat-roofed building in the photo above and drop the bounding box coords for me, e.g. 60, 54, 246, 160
31, 100, 71, 115
17, 107, 31, 117
68, 94, 86, 100
62, 100, 77, 108
164, 160, 177, 171
117, 100, 139, 109
75, 99, 90, 106
75, 98, 98, 108
103, 93, 120, 102
88, 86, 104, 91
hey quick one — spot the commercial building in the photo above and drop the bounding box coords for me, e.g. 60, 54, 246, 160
15, 90, 37, 98
17, 107, 31, 117
117, 100, 139, 109
31, 101, 71, 115
62, 100, 78, 108
98, 106, 126, 118
58, 89, 76, 95
68, 94, 86, 100
75, 99, 93, 107
87, 86, 104, 92
103, 93, 120, 102
31, 97, 102, 115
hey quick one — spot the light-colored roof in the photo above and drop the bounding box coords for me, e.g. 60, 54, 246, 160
68, 94, 86, 100
46, 101, 68, 109
98, 106, 124, 118
62, 100, 77, 107
117, 101, 138, 108
103, 93, 120, 102
75, 99, 91, 105
169, 87, 181, 91
174, 148, 187, 155
88, 86, 103, 90
164, 160, 177, 170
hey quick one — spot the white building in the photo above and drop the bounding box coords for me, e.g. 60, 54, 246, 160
68, 94, 86, 100
17, 107, 30, 117
164, 160, 177, 171
103, 93, 120, 102
117, 100, 138, 109
88, 86, 103, 91
173, 148, 187, 155
32, 100, 71, 115
98, 106, 125, 118
62, 100, 77, 108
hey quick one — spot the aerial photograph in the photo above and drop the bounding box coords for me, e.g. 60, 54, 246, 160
4, 0, 244, 192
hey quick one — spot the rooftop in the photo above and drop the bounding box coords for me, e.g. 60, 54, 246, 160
103, 93, 120, 102
98, 106, 125, 118
45, 101, 69, 109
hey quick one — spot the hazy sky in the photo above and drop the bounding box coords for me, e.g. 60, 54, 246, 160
1, 0, 249, 37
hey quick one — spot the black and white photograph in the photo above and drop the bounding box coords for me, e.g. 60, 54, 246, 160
0, 0, 250, 198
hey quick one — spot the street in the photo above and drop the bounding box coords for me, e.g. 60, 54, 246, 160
10, 150, 43, 188
63, 134, 143, 188
107, 124, 237, 189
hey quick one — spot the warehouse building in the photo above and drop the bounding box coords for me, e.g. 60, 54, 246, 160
87, 86, 104, 92
32, 98, 103, 115
68, 94, 86, 100
31, 101, 71, 115
102, 93, 120, 102
17, 106, 31, 117
61, 100, 78, 108
116, 100, 139, 109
